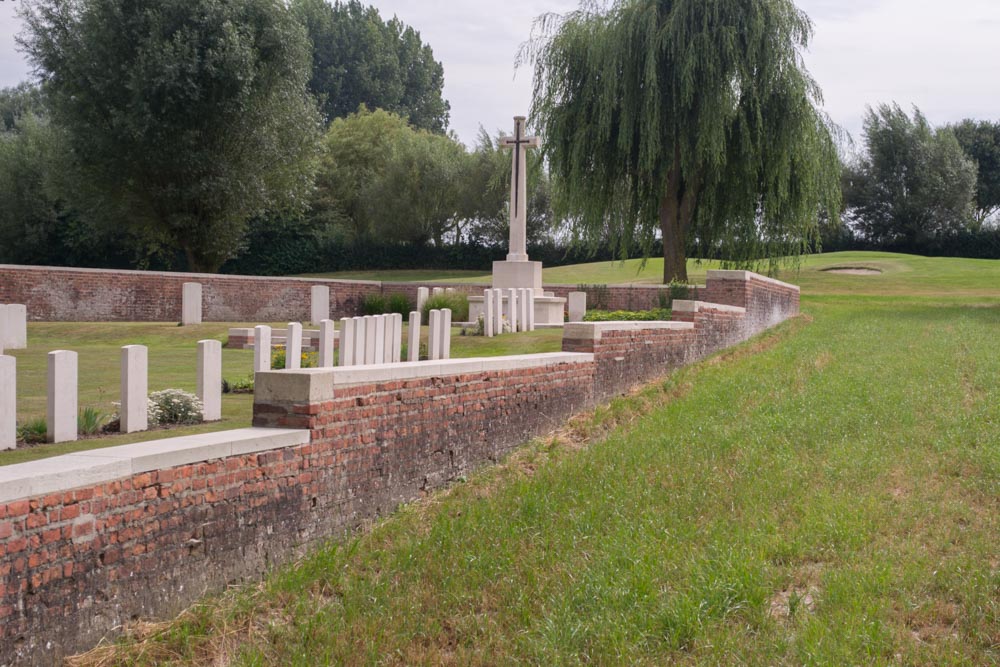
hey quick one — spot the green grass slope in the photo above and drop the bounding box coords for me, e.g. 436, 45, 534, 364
78, 255, 1000, 665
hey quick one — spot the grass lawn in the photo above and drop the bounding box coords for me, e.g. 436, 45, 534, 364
73, 258, 1000, 665
300, 251, 1000, 296
1, 323, 563, 467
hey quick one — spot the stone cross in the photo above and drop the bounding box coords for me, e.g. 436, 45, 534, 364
500, 116, 541, 262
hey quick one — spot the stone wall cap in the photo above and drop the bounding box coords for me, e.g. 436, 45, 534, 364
563, 320, 695, 342
0, 428, 309, 504
671, 300, 747, 314
705, 269, 800, 292
255, 352, 595, 401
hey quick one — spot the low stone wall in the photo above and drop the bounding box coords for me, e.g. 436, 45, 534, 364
0, 264, 703, 323
0, 271, 799, 666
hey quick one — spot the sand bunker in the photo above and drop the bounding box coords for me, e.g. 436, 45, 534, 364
823, 268, 882, 276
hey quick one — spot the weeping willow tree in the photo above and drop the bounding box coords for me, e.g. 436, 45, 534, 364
525, 0, 842, 282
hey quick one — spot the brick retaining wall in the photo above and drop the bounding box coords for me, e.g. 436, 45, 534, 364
0, 264, 702, 323
0, 271, 798, 665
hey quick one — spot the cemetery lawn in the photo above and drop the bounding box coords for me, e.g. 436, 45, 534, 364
303, 251, 1000, 296
83, 278, 1000, 664
0, 324, 563, 467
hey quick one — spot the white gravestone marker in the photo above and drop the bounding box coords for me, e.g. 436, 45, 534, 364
311, 286, 330, 324
408, 311, 421, 362
519, 289, 530, 333
568, 292, 587, 322
197, 340, 222, 422
182, 283, 203, 325
1, 355, 15, 450
47, 350, 78, 443
353, 317, 367, 365
428, 310, 442, 361
363, 316, 377, 364
121, 345, 148, 433
441, 309, 452, 360
494, 288, 504, 334
417, 287, 430, 314
484, 289, 495, 337
3, 305, 27, 350
339, 318, 355, 366
393, 313, 404, 362
254, 325, 272, 372
286, 323, 303, 370
319, 319, 335, 368
506, 288, 519, 333
527, 290, 536, 331
374, 315, 386, 364
432, 287, 445, 298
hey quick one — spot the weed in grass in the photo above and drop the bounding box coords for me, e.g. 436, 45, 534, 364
17, 417, 47, 444
78, 406, 107, 436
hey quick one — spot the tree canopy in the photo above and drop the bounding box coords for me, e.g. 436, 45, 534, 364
950, 119, 1000, 227
291, 0, 450, 133
19, 0, 322, 272
845, 104, 977, 245
526, 0, 842, 282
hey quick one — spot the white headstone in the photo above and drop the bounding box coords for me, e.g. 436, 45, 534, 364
417, 287, 430, 314
182, 283, 203, 325
526, 290, 536, 331
484, 290, 495, 337
568, 292, 587, 322
197, 340, 222, 422
47, 350, 77, 443
253, 325, 272, 372
0, 355, 15, 450
428, 309, 442, 361
432, 287, 445, 298
120, 345, 148, 433
339, 318, 355, 366
363, 316, 377, 364
4, 305, 27, 350
517, 287, 531, 331
286, 322, 303, 370
441, 309, 452, 360
374, 315, 386, 364
319, 319, 335, 368
507, 288, 518, 333
391, 313, 403, 363
494, 288, 504, 334
311, 286, 330, 324
0, 305, 6, 353
408, 311, 421, 362
353, 317, 367, 365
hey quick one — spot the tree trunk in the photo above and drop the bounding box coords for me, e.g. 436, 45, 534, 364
183, 245, 221, 274
660, 193, 688, 283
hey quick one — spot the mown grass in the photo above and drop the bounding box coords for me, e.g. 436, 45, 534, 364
71, 277, 1000, 665
1, 323, 563, 466
300, 251, 1000, 296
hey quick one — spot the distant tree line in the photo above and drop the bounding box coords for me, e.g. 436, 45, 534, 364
824, 104, 1000, 257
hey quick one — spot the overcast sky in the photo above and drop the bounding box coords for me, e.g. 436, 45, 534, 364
2, 0, 999, 149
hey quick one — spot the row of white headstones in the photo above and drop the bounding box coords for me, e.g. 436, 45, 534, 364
251, 309, 454, 372
481, 288, 537, 337
1, 340, 224, 450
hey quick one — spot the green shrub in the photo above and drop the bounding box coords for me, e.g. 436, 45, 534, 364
222, 374, 255, 394
583, 308, 672, 322
361, 294, 388, 315
78, 406, 107, 436
421, 293, 469, 322
17, 418, 47, 444
270, 345, 317, 370
387, 293, 414, 315
148, 389, 204, 426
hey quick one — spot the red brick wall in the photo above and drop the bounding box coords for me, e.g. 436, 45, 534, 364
0, 264, 703, 323
0, 270, 798, 665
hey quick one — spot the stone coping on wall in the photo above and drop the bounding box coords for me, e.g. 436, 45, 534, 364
671, 300, 748, 314
0, 428, 309, 503
563, 321, 695, 342
255, 352, 595, 403
705, 269, 801, 292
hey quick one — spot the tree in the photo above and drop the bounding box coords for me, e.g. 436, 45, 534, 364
19, 0, 322, 272
526, 0, 842, 282
0, 82, 45, 132
312, 107, 466, 244
291, 0, 450, 133
846, 105, 976, 245
951, 119, 1000, 227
